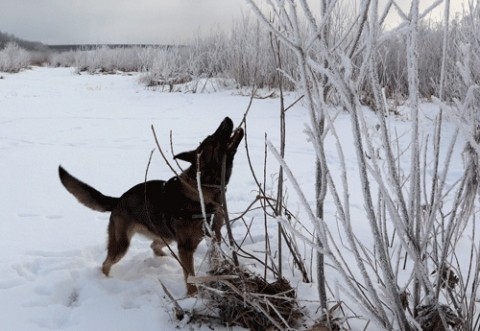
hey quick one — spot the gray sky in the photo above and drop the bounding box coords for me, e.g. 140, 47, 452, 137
0, 0, 247, 45
0, 0, 470, 45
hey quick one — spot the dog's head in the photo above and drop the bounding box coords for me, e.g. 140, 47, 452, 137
174, 117, 244, 186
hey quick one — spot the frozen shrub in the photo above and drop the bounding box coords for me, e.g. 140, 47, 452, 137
0, 42, 31, 73
138, 46, 192, 90
377, 9, 480, 101
49, 50, 77, 67
140, 16, 296, 91
57, 46, 153, 74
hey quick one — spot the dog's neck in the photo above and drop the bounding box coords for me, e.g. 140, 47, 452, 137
176, 173, 223, 205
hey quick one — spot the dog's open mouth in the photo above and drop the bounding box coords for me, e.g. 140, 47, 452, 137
216, 117, 244, 154
227, 127, 244, 153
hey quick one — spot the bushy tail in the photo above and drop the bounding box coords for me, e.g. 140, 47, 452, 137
58, 166, 119, 212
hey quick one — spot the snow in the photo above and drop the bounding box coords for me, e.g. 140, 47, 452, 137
0, 67, 467, 330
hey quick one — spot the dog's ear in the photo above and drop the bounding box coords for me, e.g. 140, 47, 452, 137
174, 150, 196, 164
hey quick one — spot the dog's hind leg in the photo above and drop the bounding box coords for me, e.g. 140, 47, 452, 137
102, 213, 133, 276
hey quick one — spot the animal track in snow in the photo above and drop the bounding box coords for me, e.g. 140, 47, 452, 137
16, 213, 64, 220
16, 213, 40, 218
45, 214, 64, 219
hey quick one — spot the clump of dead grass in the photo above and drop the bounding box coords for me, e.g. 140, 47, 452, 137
415, 304, 463, 331
190, 258, 303, 330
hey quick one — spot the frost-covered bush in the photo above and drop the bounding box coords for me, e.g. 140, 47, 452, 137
140, 39, 228, 90
138, 46, 193, 90
49, 46, 153, 73
29, 50, 51, 66
49, 50, 77, 68
377, 22, 445, 99
0, 42, 31, 73
140, 17, 297, 91
445, 9, 480, 100
73, 46, 148, 73
227, 16, 279, 88
377, 8, 480, 101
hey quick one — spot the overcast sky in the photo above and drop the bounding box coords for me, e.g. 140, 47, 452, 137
0, 0, 470, 45
0, 0, 247, 45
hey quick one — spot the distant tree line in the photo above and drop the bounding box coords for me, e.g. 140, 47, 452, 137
0, 31, 48, 51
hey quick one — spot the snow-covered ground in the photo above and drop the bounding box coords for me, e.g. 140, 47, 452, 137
0, 67, 467, 330
0, 67, 315, 330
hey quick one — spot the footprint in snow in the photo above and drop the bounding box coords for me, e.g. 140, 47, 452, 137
16, 213, 40, 218
17, 213, 65, 220
45, 214, 64, 219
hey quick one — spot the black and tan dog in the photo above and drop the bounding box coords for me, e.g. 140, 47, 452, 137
58, 117, 243, 295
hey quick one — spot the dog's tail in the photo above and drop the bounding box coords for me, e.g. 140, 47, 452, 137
58, 166, 119, 212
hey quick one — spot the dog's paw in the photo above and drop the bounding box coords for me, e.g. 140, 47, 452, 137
186, 284, 198, 296
150, 242, 168, 256
101, 264, 112, 277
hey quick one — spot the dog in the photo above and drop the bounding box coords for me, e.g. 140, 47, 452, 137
58, 117, 244, 295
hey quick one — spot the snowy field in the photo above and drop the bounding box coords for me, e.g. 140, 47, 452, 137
0, 67, 466, 330
0, 67, 315, 330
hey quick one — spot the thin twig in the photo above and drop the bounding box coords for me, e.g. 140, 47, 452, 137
159, 280, 185, 320
151, 125, 179, 177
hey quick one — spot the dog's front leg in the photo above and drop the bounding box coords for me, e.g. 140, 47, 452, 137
174, 218, 204, 296
213, 209, 225, 243
178, 237, 202, 296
